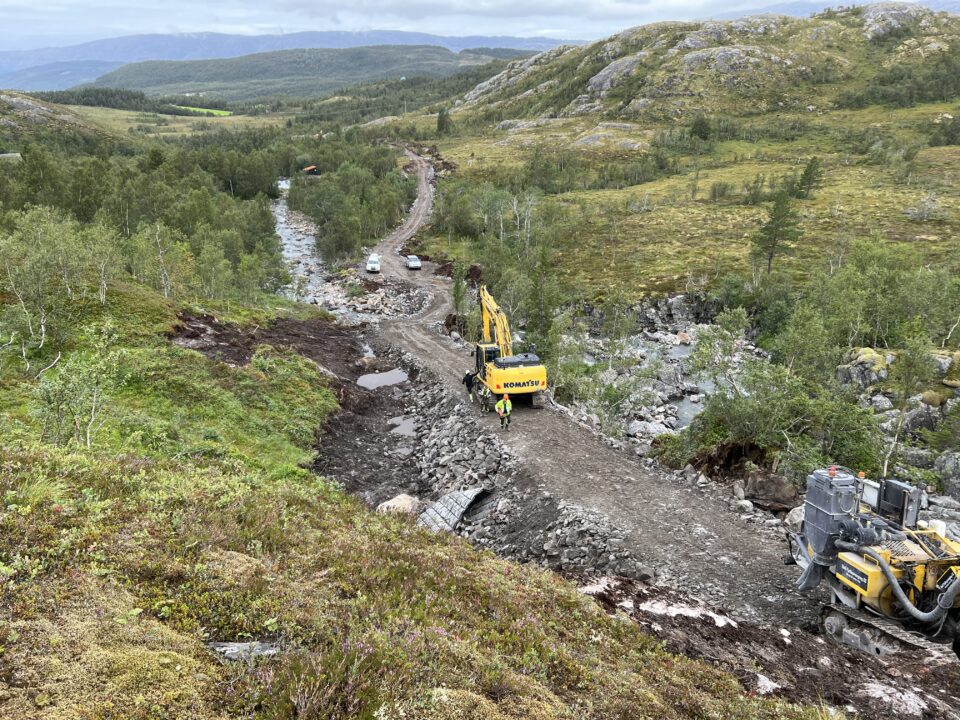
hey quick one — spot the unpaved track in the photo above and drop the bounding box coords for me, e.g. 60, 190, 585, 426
375, 152, 813, 624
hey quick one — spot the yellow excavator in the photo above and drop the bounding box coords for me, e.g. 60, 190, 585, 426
789, 467, 960, 659
473, 286, 547, 409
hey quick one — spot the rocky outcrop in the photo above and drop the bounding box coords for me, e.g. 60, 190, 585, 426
680, 45, 786, 74
462, 45, 578, 104
936, 452, 960, 497
836, 347, 892, 387
862, 3, 930, 41
586, 52, 649, 95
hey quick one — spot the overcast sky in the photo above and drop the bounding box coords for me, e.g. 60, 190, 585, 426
0, 0, 819, 50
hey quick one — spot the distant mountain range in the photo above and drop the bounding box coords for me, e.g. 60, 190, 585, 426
89, 46, 521, 102
0, 31, 567, 91
0, 61, 124, 92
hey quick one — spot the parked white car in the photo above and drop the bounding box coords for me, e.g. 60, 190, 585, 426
366, 253, 381, 273
405, 255, 422, 270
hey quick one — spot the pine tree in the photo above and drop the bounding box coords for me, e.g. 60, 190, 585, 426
437, 107, 454, 136
751, 191, 801, 275
797, 157, 824, 199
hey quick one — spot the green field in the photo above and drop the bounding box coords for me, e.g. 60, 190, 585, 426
68, 104, 286, 137
173, 104, 233, 116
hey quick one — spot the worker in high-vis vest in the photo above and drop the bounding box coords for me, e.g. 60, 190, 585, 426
495, 394, 512, 431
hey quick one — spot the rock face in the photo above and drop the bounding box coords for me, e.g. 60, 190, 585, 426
862, 3, 930, 40
936, 453, 960, 497
462, 45, 579, 105
586, 52, 649, 95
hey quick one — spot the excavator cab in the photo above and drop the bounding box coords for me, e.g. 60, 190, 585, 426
475, 343, 500, 376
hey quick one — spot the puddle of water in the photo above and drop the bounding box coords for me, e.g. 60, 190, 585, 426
388, 415, 416, 437
357, 368, 409, 389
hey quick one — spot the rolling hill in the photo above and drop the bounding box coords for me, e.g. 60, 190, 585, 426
89, 46, 525, 101
392, 3, 960, 299
456, 4, 960, 120
0, 31, 567, 91
0, 60, 124, 91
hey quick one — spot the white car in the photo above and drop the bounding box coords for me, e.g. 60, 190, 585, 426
366, 253, 381, 273
405, 255, 422, 270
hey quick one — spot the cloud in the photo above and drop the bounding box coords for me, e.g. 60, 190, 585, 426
278, 0, 680, 22
1, 0, 769, 49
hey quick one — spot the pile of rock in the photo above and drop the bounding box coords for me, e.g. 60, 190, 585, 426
305, 275, 430, 319
379, 348, 652, 579
541, 503, 656, 579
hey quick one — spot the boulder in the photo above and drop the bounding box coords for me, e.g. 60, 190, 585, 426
744, 469, 800, 511
731, 479, 746, 501
902, 403, 940, 435
870, 394, 894, 412
898, 446, 936, 470
377, 494, 422, 516
785, 505, 805, 533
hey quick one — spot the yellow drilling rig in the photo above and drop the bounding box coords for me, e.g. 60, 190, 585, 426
789, 467, 960, 659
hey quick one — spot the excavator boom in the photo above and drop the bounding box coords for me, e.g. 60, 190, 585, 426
479, 286, 513, 357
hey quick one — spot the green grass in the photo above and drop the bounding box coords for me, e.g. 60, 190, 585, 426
68, 104, 288, 137
173, 105, 234, 116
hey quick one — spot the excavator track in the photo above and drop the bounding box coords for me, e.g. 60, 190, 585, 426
820, 604, 957, 663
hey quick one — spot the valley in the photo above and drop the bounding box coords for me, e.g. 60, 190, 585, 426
1, 3, 960, 719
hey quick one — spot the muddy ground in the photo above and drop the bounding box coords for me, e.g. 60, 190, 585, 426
172, 312, 960, 719
587, 578, 960, 720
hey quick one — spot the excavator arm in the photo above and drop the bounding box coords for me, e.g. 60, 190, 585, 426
479, 285, 513, 358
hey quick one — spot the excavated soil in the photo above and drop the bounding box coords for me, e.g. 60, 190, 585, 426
171, 312, 363, 379
587, 578, 960, 719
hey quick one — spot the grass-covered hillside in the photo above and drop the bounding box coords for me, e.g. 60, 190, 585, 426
91, 46, 525, 102
380, 5, 960, 300
459, 4, 960, 120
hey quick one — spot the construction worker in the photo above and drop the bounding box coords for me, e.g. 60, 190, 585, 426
477, 383, 493, 413
495, 393, 512, 431
461, 371, 476, 402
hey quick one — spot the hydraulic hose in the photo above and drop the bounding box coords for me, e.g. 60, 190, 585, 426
835, 540, 960, 624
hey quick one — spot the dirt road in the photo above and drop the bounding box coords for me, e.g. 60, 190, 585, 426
372, 152, 820, 625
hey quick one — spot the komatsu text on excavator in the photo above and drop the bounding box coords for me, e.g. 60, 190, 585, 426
789, 467, 960, 659
473, 286, 548, 408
